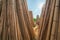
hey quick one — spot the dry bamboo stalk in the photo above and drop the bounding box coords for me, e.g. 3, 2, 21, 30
50, 0, 59, 40
15, 0, 30, 40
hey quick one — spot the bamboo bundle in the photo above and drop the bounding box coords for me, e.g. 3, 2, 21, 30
20, 0, 35, 40
0, 0, 23, 40
39, 0, 51, 40
46, 0, 56, 40
15, 0, 30, 40
50, 0, 59, 40
0, 0, 35, 40
38, 0, 60, 40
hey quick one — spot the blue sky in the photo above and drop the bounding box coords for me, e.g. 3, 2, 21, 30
27, 0, 46, 18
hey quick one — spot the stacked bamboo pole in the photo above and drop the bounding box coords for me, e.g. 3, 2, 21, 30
38, 0, 60, 40
15, 0, 30, 40
20, 0, 35, 40
0, 0, 23, 40
0, 0, 36, 40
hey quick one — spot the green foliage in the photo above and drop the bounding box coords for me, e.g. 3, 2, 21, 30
33, 18, 36, 22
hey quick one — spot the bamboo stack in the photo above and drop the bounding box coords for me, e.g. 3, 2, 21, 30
0, 0, 23, 40
15, 0, 30, 40
38, 0, 60, 40
20, 0, 35, 40
0, 0, 36, 40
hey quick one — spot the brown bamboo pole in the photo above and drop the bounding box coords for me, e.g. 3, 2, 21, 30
15, 0, 30, 40
50, 0, 59, 40
0, 0, 2, 15
0, 0, 3, 38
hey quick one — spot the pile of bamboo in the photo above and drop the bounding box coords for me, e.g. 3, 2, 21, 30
0, 0, 35, 40
38, 0, 60, 40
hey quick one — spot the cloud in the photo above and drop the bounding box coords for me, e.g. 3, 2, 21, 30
38, 2, 45, 9
33, 2, 45, 18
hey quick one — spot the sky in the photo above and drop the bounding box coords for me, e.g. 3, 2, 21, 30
27, 0, 46, 18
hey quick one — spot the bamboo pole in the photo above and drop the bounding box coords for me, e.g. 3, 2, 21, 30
7, 0, 23, 40
0, 0, 2, 39
57, 9, 60, 40
50, 0, 59, 40
38, 0, 60, 40
15, 0, 30, 40
45, 0, 56, 40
